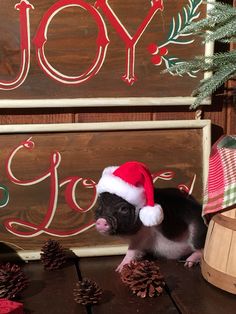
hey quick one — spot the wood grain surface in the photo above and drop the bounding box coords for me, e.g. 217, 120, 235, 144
0, 125, 205, 254
0, 0, 206, 100
21, 261, 84, 314
2, 255, 236, 313
79, 256, 178, 314
79, 256, 236, 314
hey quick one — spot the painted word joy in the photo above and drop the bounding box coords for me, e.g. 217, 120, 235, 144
1, 137, 195, 238
0, 0, 164, 90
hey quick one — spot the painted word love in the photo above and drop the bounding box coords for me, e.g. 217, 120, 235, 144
1, 137, 195, 238
0, 0, 164, 90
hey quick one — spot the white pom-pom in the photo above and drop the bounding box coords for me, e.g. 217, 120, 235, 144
139, 204, 164, 226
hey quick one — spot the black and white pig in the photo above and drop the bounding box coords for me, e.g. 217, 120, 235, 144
95, 161, 207, 272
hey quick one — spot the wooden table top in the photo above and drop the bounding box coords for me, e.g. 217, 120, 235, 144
10, 255, 236, 313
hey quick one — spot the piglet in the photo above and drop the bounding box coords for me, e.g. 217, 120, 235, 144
95, 161, 207, 272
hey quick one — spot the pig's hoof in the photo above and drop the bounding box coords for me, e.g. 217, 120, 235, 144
116, 262, 127, 272
184, 250, 202, 268
116, 264, 124, 272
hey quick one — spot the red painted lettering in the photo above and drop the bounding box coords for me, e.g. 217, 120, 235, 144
0, 0, 33, 90
0, 0, 165, 88
4, 138, 95, 237
33, 0, 109, 84
60, 176, 97, 212
95, 0, 164, 85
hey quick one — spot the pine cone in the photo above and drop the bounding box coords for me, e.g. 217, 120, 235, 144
40, 239, 67, 270
0, 263, 28, 299
73, 278, 102, 305
120, 260, 165, 298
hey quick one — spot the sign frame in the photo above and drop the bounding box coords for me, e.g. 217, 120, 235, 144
0, 119, 211, 260
0, 0, 214, 108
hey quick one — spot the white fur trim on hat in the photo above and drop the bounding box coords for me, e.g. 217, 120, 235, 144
139, 204, 164, 226
97, 166, 146, 209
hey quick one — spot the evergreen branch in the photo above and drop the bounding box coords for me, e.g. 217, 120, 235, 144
163, 56, 207, 74
167, 38, 194, 45
162, 1, 236, 109
164, 0, 202, 46
191, 63, 236, 109
205, 18, 236, 42
165, 51, 236, 75
219, 37, 236, 43
157, 0, 203, 77
162, 56, 198, 77
182, 1, 236, 35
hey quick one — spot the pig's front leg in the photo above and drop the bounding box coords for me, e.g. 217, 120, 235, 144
116, 248, 143, 272
184, 249, 202, 267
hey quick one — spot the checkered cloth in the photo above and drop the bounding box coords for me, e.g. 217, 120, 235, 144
203, 135, 236, 223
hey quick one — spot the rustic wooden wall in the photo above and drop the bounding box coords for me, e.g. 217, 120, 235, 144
0, 0, 234, 139
0, 99, 234, 142
0, 0, 234, 258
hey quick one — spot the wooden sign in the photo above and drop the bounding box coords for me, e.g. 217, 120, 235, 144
0, 0, 214, 108
0, 120, 211, 259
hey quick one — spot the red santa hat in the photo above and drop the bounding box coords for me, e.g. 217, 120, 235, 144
97, 161, 164, 226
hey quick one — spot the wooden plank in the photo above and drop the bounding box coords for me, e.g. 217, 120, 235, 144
17, 255, 236, 314
20, 261, 85, 314
0, 108, 74, 124
80, 255, 236, 314
74, 108, 153, 123
0, 0, 210, 107
160, 259, 236, 314
79, 255, 179, 314
0, 120, 210, 259
204, 223, 233, 272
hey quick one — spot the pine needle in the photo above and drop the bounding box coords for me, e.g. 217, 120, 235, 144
191, 64, 236, 109
165, 1, 236, 108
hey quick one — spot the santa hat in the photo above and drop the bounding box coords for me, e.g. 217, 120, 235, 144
96, 161, 164, 226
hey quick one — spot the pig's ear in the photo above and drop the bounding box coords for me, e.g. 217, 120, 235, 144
139, 204, 164, 227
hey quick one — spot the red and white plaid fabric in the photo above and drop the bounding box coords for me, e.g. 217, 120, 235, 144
203, 135, 236, 223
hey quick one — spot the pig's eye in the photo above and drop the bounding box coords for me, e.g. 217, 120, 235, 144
95, 205, 102, 214
118, 206, 129, 215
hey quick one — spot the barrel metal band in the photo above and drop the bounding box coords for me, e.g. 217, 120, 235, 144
212, 213, 236, 231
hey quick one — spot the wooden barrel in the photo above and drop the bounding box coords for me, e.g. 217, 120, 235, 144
201, 208, 236, 294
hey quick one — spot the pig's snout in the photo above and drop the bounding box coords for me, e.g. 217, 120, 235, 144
95, 218, 110, 234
